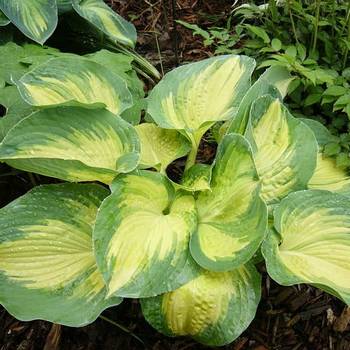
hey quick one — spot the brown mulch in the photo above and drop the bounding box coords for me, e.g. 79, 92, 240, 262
1, 277, 350, 350
1, 1, 350, 349
111, 0, 232, 72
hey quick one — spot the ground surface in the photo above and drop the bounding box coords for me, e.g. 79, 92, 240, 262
1, 1, 350, 349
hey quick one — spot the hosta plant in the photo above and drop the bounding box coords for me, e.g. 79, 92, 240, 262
0, 42, 146, 131
0, 0, 159, 79
0, 52, 350, 347
0, 0, 135, 46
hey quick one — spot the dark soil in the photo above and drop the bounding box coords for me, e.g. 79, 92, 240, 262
1, 1, 350, 349
1, 277, 350, 350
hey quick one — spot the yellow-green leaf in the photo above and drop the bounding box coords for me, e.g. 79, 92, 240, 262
86, 49, 145, 124
0, 107, 140, 184
141, 263, 261, 346
94, 170, 199, 297
181, 164, 212, 192
147, 55, 255, 144
262, 190, 350, 305
190, 134, 267, 271
0, 183, 122, 326
16, 56, 133, 115
72, 0, 137, 48
308, 153, 350, 196
228, 66, 293, 135
246, 96, 318, 205
135, 123, 191, 173
302, 118, 350, 196
0, 0, 58, 44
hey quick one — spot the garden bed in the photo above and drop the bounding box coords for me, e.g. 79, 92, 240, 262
0, 1, 350, 349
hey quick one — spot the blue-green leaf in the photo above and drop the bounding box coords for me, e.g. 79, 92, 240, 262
0, 0, 58, 44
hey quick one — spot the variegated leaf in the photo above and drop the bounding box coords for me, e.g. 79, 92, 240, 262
141, 263, 261, 346
16, 56, 133, 116
302, 118, 350, 196
262, 190, 350, 305
0, 0, 57, 44
0, 107, 140, 184
0, 42, 63, 85
228, 66, 292, 135
181, 164, 212, 192
190, 134, 267, 271
0, 183, 122, 326
147, 55, 255, 147
308, 154, 350, 196
72, 0, 137, 48
86, 49, 145, 124
245, 96, 318, 205
94, 170, 199, 297
135, 123, 191, 173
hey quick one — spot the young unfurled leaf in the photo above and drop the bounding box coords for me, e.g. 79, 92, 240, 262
190, 134, 267, 271
246, 96, 318, 205
0, 107, 140, 184
16, 56, 133, 116
135, 123, 191, 173
147, 55, 255, 146
94, 171, 198, 297
263, 190, 350, 305
0, 0, 58, 44
141, 263, 261, 346
0, 183, 122, 326
72, 0, 137, 48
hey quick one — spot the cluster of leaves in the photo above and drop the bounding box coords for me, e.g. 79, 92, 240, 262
178, 0, 350, 169
1, 30, 350, 346
0, 0, 136, 46
0, 0, 160, 80
1, 1, 350, 347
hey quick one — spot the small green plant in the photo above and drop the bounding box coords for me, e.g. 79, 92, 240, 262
0, 51, 350, 346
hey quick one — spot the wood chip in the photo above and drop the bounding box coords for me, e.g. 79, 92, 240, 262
334, 307, 350, 332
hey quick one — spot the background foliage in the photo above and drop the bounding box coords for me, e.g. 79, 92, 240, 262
179, 0, 350, 169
